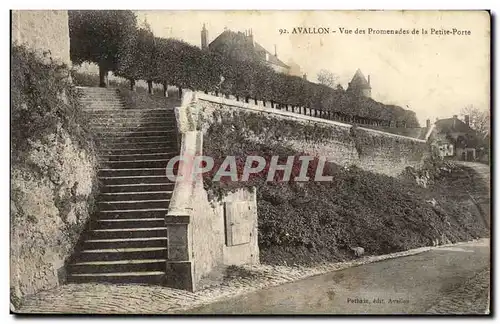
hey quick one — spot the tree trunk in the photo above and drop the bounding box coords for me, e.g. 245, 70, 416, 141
147, 80, 153, 94
163, 83, 168, 97
178, 86, 183, 99
98, 65, 108, 88
129, 79, 136, 91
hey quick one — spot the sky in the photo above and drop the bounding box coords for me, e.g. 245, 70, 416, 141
136, 10, 490, 125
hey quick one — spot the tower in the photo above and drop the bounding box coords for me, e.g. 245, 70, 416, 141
201, 23, 208, 50
347, 69, 372, 98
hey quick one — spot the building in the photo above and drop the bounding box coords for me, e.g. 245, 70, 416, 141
428, 115, 483, 161
201, 25, 291, 74
347, 69, 372, 98
11, 10, 71, 66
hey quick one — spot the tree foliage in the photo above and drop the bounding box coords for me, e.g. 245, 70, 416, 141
68, 10, 137, 85
316, 69, 338, 88
461, 104, 490, 137
110, 23, 418, 125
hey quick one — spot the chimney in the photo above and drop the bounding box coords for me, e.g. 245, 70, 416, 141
201, 23, 208, 50
303, 73, 307, 80
465, 114, 470, 126
274, 44, 277, 57
367, 75, 370, 85
426, 119, 430, 129
249, 28, 254, 47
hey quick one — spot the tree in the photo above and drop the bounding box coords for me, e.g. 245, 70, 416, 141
116, 26, 155, 91
316, 69, 338, 88
461, 104, 490, 137
68, 10, 137, 87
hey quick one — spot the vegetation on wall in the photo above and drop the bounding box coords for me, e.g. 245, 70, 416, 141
350, 126, 428, 161
202, 110, 488, 265
11, 44, 94, 162
11, 45, 99, 302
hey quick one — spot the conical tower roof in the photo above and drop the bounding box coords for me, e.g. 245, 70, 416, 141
349, 69, 371, 90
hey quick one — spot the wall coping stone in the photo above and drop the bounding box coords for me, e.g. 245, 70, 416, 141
195, 91, 427, 144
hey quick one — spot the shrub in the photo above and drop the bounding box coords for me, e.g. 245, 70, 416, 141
11, 44, 95, 162
70, 70, 99, 87
11, 44, 99, 301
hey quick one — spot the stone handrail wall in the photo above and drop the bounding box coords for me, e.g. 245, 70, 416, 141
166, 91, 259, 291
193, 91, 429, 177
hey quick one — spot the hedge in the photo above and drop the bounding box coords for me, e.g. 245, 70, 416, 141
113, 28, 419, 127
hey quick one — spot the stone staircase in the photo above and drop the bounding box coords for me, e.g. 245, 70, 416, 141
67, 87, 180, 284
78, 86, 126, 110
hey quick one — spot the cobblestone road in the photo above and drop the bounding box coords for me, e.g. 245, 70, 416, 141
16, 246, 433, 314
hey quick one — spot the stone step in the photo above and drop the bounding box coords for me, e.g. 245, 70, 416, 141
89, 116, 175, 122
94, 130, 176, 138
90, 118, 175, 125
81, 99, 124, 103
101, 183, 174, 193
80, 99, 123, 103
100, 152, 177, 162
92, 125, 176, 133
82, 103, 125, 107
67, 271, 166, 284
97, 208, 168, 220
78, 92, 121, 97
98, 199, 170, 211
91, 122, 176, 130
96, 136, 173, 144
94, 218, 165, 229
99, 191, 172, 202
69, 258, 167, 274
79, 94, 122, 98
99, 159, 170, 169
93, 124, 175, 131
78, 247, 167, 262
97, 141, 177, 150
89, 114, 176, 120
91, 227, 168, 239
99, 147, 177, 156
87, 108, 173, 116
83, 237, 167, 250
83, 105, 126, 109
79, 97, 122, 102
98, 168, 168, 178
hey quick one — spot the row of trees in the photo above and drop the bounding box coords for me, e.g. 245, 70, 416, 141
68, 10, 419, 126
